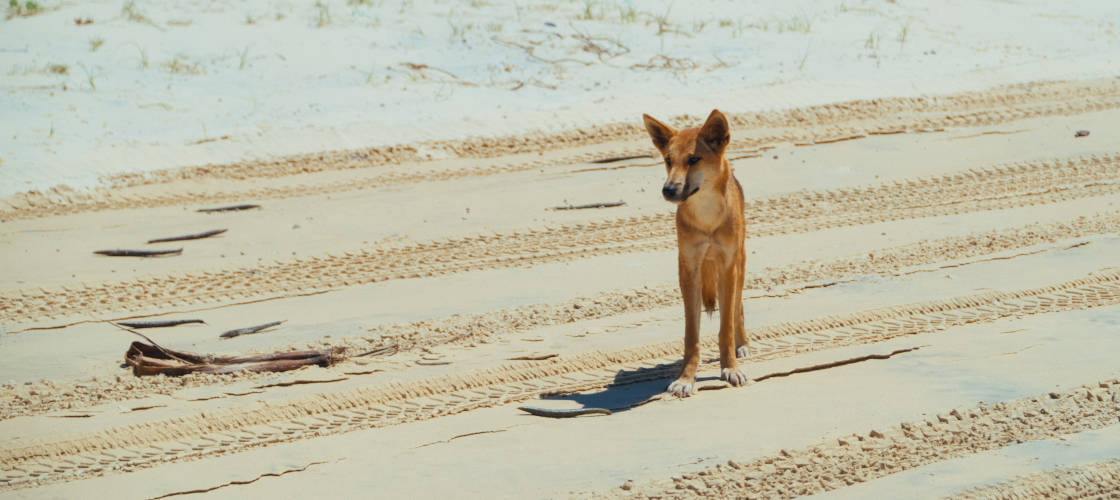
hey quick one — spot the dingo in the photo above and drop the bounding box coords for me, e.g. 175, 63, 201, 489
642, 110, 749, 397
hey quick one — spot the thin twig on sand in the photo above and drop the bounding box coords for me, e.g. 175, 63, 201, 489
589, 154, 651, 164
219, 320, 286, 339
94, 248, 183, 257
117, 319, 204, 328
147, 228, 227, 243
630, 55, 698, 73
492, 37, 593, 66
518, 406, 612, 418
395, 62, 477, 86
552, 201, 625, 211
196, 204, 261, 213
506, 353, 559, 361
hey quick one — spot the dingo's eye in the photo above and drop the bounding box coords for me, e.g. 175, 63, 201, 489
664, 156, 671, 168
687, 156, 700, 166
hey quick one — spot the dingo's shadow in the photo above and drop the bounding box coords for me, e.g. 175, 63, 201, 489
537, 361, 721, 413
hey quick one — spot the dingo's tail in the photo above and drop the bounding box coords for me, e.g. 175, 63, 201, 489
701, 259, 718, 315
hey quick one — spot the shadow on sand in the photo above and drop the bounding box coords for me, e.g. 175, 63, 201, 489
536, 360, 724, 413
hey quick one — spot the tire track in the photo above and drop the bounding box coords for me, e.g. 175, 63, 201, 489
599, 381, 1120, 499
3, 210, 1116, 419
945, 460, 1120, 499
2, 79, 1117, 222
4, 152, 1119, 325
2, 269, 1118, 491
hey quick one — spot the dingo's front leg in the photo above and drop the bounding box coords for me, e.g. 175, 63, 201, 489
668, 252, 703, 397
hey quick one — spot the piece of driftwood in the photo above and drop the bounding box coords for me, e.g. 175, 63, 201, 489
589, 154, 651, 164
122, 328, 336, 376
94, 248, 182, 257
147, 228, 227, 244
117, 319, 204, 329
416, 360, 452, 366
196, 204, 260, 213
518, 406, 612, 418
1075, 130, 1090, 137
354, 345, 397, 357
506, 353, 559, 361
219, 320, 285, 339
552, 201, 625, 211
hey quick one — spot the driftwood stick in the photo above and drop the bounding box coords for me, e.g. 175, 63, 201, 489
506, 353, 559, 361
111, 323, 201, 365
219, 320, 286, 339
126, 350, 331, 376
117, 319, 204, 329
354, 345, 397, 357
552, 201, 625, 211
196, 204, 260, 213
416, 360, 452, 366
518, 406, 612, 418
215, 350, 331, 364
589, 154, 651, 164
147, 229, 227, 244
94, 248, 182, 257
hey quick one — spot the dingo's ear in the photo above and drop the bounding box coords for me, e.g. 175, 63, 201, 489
698, 109, 730, 155
642, 114, 676, 154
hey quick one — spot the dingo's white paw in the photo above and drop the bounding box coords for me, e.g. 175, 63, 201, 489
667, 379, 694, 398
736, 345, 751, 359
721, 368, 749, 387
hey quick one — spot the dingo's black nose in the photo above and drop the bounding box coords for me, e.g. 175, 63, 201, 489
662, 184, 679, 199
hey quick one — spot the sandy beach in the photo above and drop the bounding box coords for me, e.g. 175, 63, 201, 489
3, 1, 1120, 498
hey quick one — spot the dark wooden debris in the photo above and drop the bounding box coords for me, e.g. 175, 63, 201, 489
219, 320, 286, 339
147, 228, 227, 244
589, 154, 652, 164
117, 319, 204, 329
196, 204, 261, 213
94, 248, 182, 257
119, 326, 336, 376
518, 406, 612, 418
552, 201, 625, 211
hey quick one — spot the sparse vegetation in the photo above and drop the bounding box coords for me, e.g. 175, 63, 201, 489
447, 11, 474, 42
89, 37, 105, 52
865, 31, 880, 50
579, 0, 596, 20
729, 19, 749, 38
165, 55, 203, 74
315, 0, 331, 27
127, 42, 149, 69
618, 4, 636, 23
776, 14, 812, 34
238, 45, 252, 70
48, 63, 68, 74
121, 0, 143, 22
121, 0, 164, 30
897, 21, 910, 49
77, 63, 99, 90
7, 0, 41, 18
